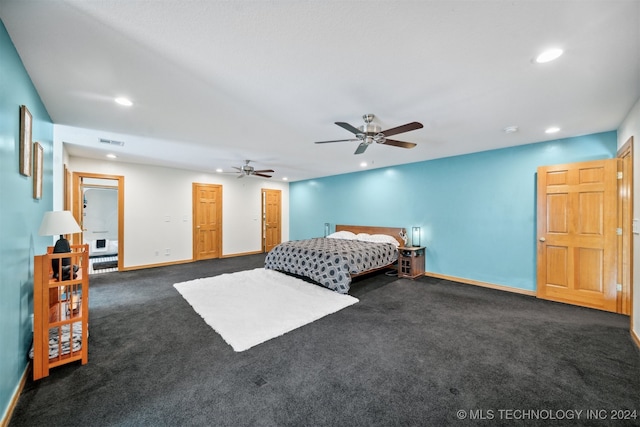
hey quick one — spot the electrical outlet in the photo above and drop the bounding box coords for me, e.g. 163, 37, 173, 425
165, 248, 170, 256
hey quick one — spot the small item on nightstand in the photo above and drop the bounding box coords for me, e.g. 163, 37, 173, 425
411, 227, 421, 247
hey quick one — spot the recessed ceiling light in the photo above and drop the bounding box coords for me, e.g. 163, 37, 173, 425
545, 126, 561, 134
106, 153, 117, 159
282, 177, 288, 181
503, 126, 519, 134
535, 48, 563, 63
360, 162, 367, 168
114, 97, 133, 107
215, 168, 223, 173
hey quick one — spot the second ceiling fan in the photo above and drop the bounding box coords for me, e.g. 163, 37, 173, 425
229, 160, 274, 178
314, 114, 423, 155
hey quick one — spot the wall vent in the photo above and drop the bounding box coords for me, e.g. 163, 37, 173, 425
99, 138, 124, 146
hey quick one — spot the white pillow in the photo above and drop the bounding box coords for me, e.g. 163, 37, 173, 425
361, 233, 400, 248
356, 233, 370, 240
326, 231, 356, 240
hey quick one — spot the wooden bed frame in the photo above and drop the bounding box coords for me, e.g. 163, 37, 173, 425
334, 224, 406, 277
335, 224, 406, 246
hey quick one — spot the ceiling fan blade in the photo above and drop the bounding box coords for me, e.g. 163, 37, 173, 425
314, 138, 360, 144
232, 166, 242, 171
254, 169, 275, 173
354, 143, 368, 155
254, 173, 272, 178
381, 122, 423, 137
335, 122, 362, 135
382, 139, 417, 149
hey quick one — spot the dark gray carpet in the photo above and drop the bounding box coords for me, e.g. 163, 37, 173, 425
10, 254, 640, 426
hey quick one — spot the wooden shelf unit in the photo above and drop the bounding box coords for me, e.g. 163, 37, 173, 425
398, 246, 426, 279
33, 244, 89, 380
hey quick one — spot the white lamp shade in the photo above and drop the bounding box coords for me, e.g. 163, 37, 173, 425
39, 211, 82, 236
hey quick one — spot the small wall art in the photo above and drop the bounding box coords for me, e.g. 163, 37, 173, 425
33, 142, 43, 199
19, 105, 32, 176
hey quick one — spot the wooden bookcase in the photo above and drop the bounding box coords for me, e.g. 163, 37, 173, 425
33, 244, 89, 380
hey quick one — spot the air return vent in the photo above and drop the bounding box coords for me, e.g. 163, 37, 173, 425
99, 138, 124, 146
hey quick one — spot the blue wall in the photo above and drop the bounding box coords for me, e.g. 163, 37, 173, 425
291, 132, 617, 291
0, 19, 53, 419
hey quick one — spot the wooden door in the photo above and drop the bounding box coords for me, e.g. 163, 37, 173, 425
262, 189, 281, 253
536, 159, 619, 312
193, 183, 222, 260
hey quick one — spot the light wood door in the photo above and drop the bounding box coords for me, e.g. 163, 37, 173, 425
262, 189, 281, 253
536, 159, 619, 312
193, 183, 222, 260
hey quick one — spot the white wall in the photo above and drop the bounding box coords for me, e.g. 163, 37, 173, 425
617, 95, 640, 344
66, 156, 289, 268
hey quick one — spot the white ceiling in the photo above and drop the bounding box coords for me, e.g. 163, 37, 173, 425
1, 1, 639, 181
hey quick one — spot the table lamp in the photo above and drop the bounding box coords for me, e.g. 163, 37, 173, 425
39, 211, 82, 278
411, 226, 421, 247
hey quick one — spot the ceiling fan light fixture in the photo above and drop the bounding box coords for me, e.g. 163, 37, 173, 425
374, 133, 386, 143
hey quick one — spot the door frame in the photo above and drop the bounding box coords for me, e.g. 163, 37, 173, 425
72, 171, 125, 271
618, 137, 633, 315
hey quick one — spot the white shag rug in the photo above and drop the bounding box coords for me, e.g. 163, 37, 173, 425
173, 268, 358, 352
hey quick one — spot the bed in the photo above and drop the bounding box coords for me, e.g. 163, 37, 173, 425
264, 225, 406, 293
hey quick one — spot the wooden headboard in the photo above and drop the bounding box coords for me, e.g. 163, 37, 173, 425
335, 224, 406, 246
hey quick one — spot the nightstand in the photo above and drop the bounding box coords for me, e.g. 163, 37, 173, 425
398, 246, 425, 279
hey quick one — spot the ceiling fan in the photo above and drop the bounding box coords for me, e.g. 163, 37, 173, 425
314, 114, 423, 155
228, 160, 274, 178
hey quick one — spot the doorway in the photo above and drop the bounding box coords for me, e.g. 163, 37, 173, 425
262, 188, 281, 252
192, 183, 222, 260
72, 172, 124, 274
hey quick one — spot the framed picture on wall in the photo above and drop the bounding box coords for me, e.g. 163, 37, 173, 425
19, 105, 32, 176
33, 142, 43, 199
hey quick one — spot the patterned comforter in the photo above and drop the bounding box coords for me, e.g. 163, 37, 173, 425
264, 238, 398, 293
